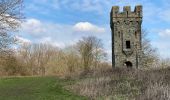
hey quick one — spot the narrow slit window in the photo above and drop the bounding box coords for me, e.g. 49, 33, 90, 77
115, 11, 118, 17
135, 31, 137, 38
126, 11, 128, 17
138, 11, 140, 16
126, 41, 131, 49
118, 31, 120, 38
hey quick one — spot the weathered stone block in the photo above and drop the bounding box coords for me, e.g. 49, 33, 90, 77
110, 5, 142, 68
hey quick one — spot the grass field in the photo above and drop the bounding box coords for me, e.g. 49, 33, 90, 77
0, 77, 87, 100
68, 68, 170, 100
0, 68, 169, 100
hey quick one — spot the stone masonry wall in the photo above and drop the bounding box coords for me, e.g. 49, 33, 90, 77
110, 5, 142, 68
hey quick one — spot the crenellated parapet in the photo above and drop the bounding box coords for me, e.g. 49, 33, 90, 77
110, 5, 142, 18
110, 5, 143, 68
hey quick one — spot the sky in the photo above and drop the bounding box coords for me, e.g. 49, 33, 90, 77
17, 0, 170, 61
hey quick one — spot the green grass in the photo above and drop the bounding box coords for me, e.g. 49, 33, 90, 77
0, 76, 87, 100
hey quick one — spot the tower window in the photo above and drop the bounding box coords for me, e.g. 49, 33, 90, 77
135, 31, 137, 38
115, 11, 118, 17
118, 31, 120, 38
126, 11, 128, 17
138, 11, 140, 16
126, 41, 131, 49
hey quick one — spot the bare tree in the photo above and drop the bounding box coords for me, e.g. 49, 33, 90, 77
93, 39, 107, 68
17, 43, 36, 75
35, 43, 58, 76
159, 58, 170, 68
76, 36, 106, 72
0, 0, 23, 58
65, 52, 79, 73
63, 45, 81, 73
141, 29, 159, 68
18, 43, 58, 76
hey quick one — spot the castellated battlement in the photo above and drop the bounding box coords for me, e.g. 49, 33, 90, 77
111, 5, 142, 18
110, 5, 143, 68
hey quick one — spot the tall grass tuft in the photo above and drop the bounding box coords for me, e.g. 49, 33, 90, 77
67, 67, 170, 100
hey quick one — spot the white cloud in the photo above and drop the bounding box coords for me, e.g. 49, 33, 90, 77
21, 19, 72, 38
26, 0, 142, 14
158, 29, 170, 38
21, 19, 106, 37
15, 36, 31, 44
24, 19, 41, 27
33, 0, 107, 13
73, 22, 105, 33
21, 19, 46, 37
20, 19, 107, 48
151, 28, 170, 58
38, 37, 65, 48
152, 40, 170, 59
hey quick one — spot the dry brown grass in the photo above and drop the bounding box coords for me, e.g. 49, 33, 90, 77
67, 67, 170, 100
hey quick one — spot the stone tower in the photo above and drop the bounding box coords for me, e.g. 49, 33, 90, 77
110, 5, 142, 68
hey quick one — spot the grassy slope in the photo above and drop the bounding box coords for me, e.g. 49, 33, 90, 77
0, 77, 87, 100
68, 68, 170, 100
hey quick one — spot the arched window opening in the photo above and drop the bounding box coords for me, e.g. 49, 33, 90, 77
125, 61, 132, 68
